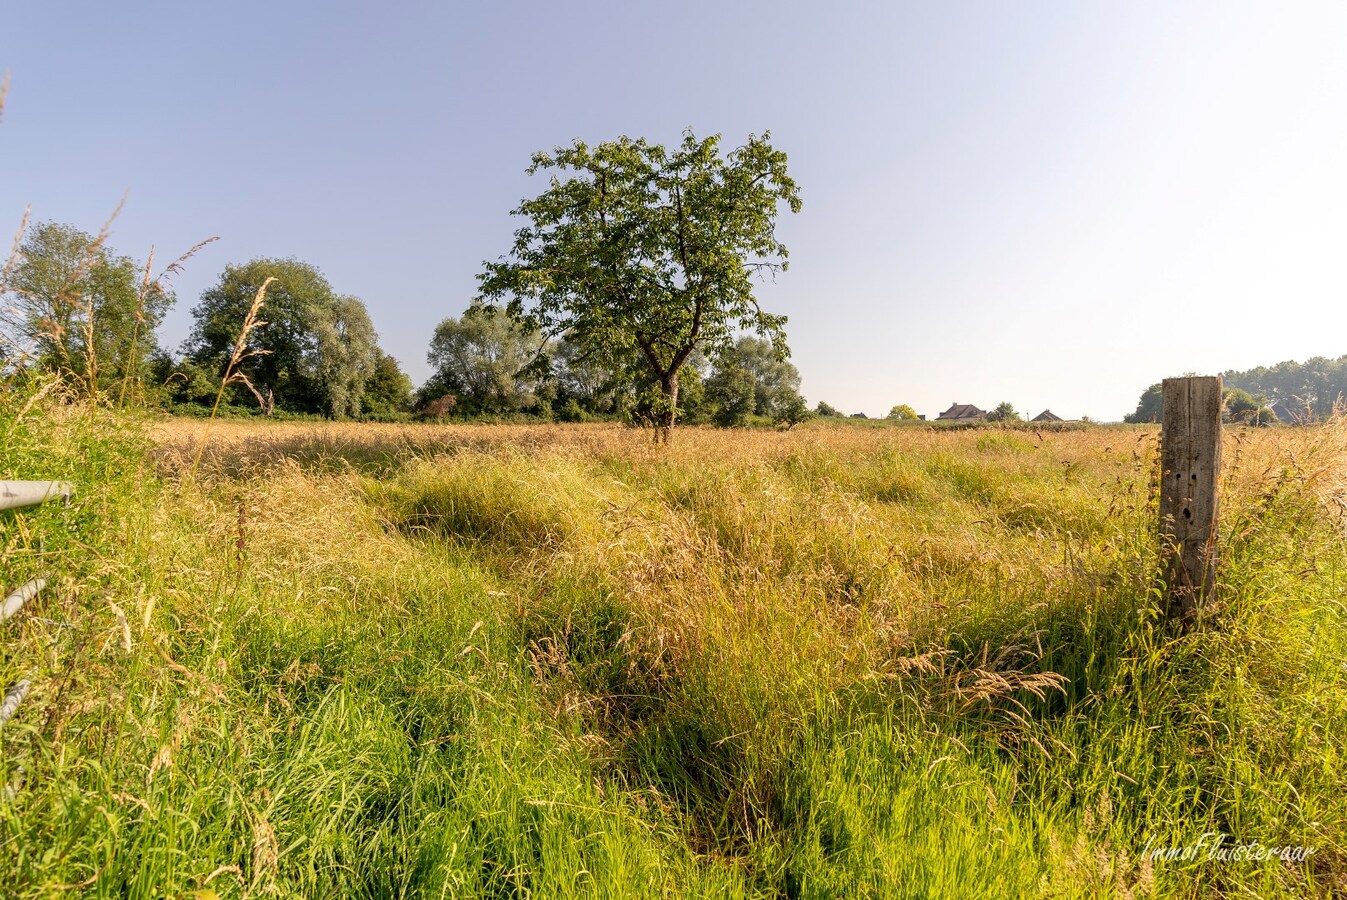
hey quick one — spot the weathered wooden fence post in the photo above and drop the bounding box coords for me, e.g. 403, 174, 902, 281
1160, 376, 1223, 622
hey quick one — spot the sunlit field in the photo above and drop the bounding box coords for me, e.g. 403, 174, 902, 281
3, 410, 1345, 898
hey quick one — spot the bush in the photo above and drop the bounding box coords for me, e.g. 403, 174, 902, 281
774, 391, 813, 430
887, 404, 918, 421
557, 397, 587, 423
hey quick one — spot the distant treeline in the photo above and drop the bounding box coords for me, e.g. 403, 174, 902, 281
0, 223, 813, 428
1221, 356, 1347, 418
1124, 355, 1346, 424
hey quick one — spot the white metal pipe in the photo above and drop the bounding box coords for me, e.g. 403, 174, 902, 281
1, 578, 46, 623
0, 679, 30, 730
0, 481, 73, 511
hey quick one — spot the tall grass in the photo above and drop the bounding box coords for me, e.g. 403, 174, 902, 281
2, 407, 1344, 897
190, 275, 272, 476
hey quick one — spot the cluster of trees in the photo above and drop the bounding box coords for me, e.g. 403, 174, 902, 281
1125, 382, 1276, 425
1222, 356, 1347, 419
417, 307, 808, 427
1127, 358, 1347, 425
5, 129, 818, 435
165, 258, 412, 418
2, 224, 809, 428
0, 226, 413, 417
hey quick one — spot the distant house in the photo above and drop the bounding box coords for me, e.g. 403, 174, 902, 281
1031, 409, 1063, 422
936, 403, 986, 422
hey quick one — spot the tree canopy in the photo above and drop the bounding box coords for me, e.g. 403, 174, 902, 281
1, 221, 172, 398
1128, 358, 1347, 425
476, 129, 801, 439
1223, 386, 1274, 425
1222, 355, 1347, 420
363, 350, 414, 418
423, 307, 551, 415
1124, 383, 1163, 424
184, 257, 395, 417
887, 404, 918, 421
704, 335, 805, 427
704, 354, 757, 427
986, 401, 1022, 423
552, 335, 625, 416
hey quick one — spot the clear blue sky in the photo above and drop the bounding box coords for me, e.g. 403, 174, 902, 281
3, 2, 1345, 420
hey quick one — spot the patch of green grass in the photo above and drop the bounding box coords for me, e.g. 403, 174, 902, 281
2, 400, 1344, 897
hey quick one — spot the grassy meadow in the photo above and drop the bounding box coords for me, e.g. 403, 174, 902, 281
2, 398, 1346, 897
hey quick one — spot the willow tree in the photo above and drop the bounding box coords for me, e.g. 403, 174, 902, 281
476, 130, 801, 440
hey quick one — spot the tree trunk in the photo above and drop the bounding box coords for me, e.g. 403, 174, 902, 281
656, 372, 679, 444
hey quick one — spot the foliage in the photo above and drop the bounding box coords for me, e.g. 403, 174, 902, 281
1127, 382, 1279, 426
1124, 382, 1163, 424
314, 294, 382, 418
773, 391, 812, 430
361, 350, 414, 418
423, 306, 551, 415
1, 221, 172, 398
707, 335, 803, 420
815, 401, 843, 417
556, 397, 587, 423
623, 355, 710, 427
699, 333, 809, 429
184, 257, 388, 417
553, 335, 625, 416
887, 404, 918, 421
476, 129, 801, 437
1224, 354, 1347, 420
704, 356, 756, 427
986, 401, 1022, 423
9, 412, 1344, 897
152, 351, 219, 407
1224, 386, 1274, 426
1130, 357, 1347, 425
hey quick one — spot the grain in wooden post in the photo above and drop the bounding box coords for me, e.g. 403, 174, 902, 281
1160, 375, 1223, 621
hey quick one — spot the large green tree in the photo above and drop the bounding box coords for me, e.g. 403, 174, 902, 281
185, 258, 385, 417
704, 355, 757, 427
2, 221, 171, 397
362, 350, 414, 418
711, 336, 803, 418
1223, 386, 1273, 425
705, 335, 804, 426
423, 307, 551, 415
476, 130, 801, 440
